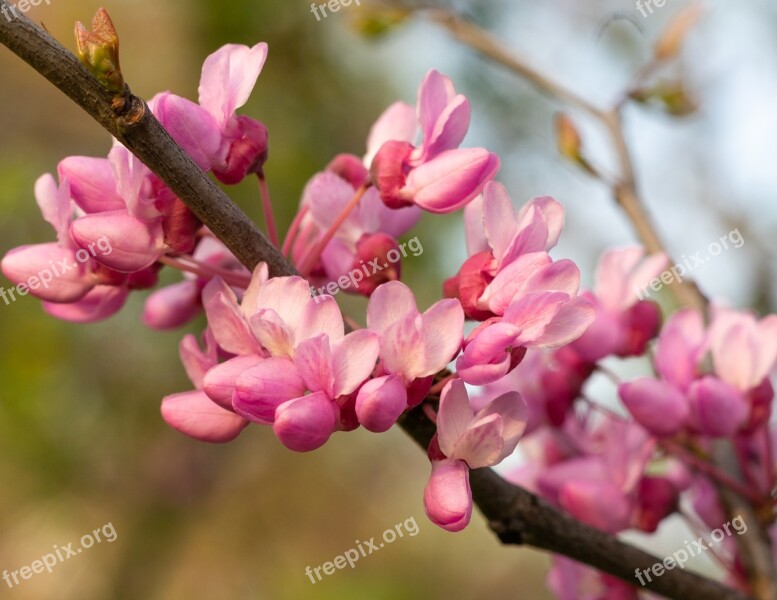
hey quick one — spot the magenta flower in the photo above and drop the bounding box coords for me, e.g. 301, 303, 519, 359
424, 380, 527, 532
370, 70, 500, 214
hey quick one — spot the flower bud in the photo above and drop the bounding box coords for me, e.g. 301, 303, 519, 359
75, 8, 124, 94
423, 459, 472, 532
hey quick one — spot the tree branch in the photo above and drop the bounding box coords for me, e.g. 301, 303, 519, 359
0, 5, 755, 600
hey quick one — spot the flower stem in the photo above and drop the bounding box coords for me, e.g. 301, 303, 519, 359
257, 174, 279, 248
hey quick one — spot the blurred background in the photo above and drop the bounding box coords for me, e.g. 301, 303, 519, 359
0, 0, 776, 598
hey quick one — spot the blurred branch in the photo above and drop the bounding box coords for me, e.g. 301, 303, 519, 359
0, 4, 758, 600
426, 8, 707, 314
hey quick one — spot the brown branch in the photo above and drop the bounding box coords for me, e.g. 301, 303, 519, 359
0, 5, 756, 600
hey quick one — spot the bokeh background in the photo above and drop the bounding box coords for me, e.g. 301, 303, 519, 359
1, 0, 776, 598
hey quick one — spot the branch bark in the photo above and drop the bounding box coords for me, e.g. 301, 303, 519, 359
0, 5, 756, 600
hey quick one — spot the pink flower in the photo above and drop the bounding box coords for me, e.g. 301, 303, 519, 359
297, 171, 420, 294
619, 307, 777, 438
357, 282, 464, 432
535, 417, 656, 534
161, 330, 249, 443
198, 43, 270, 183
370, 70, 500, 214
201, 271, 380, 451
424, 380, 527, 532
143, 236, 247, 330
445, 181, 569, 320
571, 246, 667, 362
2, 174, 109, 305
548, 556, 639, 600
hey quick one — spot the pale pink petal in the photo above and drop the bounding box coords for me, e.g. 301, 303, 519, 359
523, 259, 581, 297
273, 391, 339, 452
332, 329, 380, 397
421, 299, 465, 376
422, 95, 471, 160
203, 355, 264, 409
366, 280, 418, 335
531, 296, 596, 347
518, 196, 565, 251
142, 280, 201, 330
655, 309, 705, 390
437, 379, 475, 457
482, 252, 552, 315
503, 291, 568, 345
199, 43, 269, 128
255, 276, 314, 334
154, 92, 221, 171
1, 243, 94, 303
559, 480, 632, 533
161, 391, 247, 443
754, 315, 777, 386
240, 262, 269, 317
456, 322, 521, 385
355, 374, 408, 432
417, 70, 456, 145
498, 206, 550, 266
365, 101, 418, 166
70, 211, 165, 273
688, 377, 748, 437
41, 284, 127, 323
463, 195, 489, 256
380, 312, 426, 381
250, 309, 295, 357
475, 391, 528, 462
451, 413, 504, 467
179, 332, 216, 389
34, 173, 73, 244
295, 294, 345, 345
405, 148, 500, 214
304, 172, 363, 243
294, 334, 335, 397
58, 157, 125, 214
482, 181, 519, 262
202, 277, 262, 356
234, 357, 306, 424
619, 378, 689, 436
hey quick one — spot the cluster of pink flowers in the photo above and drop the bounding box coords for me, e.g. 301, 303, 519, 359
5, 39, 777, 600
